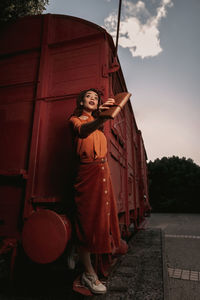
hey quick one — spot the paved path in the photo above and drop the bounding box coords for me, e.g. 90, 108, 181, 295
148, 213, 200, 300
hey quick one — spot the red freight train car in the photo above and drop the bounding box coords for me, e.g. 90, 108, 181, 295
0, 14, 150, 272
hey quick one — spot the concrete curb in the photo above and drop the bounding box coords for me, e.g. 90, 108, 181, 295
161, 230, 169, 300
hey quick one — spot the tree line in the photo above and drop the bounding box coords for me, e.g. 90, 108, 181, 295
0, 0, 49, 23
148, 156, 200, 213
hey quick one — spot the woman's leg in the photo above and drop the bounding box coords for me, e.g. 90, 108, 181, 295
78, 246, 107, 293
78, 246, 96, 275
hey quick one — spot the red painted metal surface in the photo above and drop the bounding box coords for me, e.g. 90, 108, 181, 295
73, 274, 93, 296
22, 209, 71, 263
0, 14, 150, 266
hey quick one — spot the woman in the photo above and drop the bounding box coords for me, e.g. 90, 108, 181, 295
69, 88, 121, 294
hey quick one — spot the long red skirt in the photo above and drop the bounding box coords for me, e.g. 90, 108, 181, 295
73, 160, 121, 253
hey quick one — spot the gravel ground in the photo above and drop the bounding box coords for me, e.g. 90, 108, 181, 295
0, 228, 164, 300
91, 228, 164, 300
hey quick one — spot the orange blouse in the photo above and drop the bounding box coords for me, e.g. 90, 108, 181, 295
69, 112, 107, 163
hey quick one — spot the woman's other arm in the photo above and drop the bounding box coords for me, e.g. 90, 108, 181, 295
78, 98, 115, 138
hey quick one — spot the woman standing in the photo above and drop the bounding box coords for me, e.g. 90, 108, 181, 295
69, 89, 121, 294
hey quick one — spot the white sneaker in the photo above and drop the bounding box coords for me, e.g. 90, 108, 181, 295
67, 254, 76, 270
81, 272, 107, 294
67, 246, 78, 270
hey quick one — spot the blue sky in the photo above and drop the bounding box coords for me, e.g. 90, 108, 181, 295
45, 0, 200, 166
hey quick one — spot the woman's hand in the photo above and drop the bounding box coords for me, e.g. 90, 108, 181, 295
99, 98, 115, 111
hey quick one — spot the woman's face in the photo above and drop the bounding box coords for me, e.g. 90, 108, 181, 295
82, 90, 99, 112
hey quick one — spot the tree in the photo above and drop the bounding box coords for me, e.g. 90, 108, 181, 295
0, 0, 49, 23
148, 156, 200, 213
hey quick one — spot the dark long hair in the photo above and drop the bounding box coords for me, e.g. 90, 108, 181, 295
72, 88, 102, 118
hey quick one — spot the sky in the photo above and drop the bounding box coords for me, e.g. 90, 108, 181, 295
45, 0, 200, 166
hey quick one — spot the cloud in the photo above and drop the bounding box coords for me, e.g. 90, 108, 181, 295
104, 0, 173, 58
